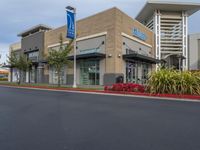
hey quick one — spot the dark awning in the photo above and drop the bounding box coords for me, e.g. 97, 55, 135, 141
24, 49, 39, 54
68, 53, 106, 60
39, 60, 48, 64
123, 53, 160, 64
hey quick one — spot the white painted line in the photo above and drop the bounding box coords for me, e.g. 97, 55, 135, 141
0, 85, 200, 103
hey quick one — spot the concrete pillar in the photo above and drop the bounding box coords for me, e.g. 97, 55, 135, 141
37, 63, 44, 83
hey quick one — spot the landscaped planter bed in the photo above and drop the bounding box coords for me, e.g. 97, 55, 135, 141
104, 83, 200, 100
0, 82, 200, 100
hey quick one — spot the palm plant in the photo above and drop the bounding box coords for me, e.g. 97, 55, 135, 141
147, 69, 200, 95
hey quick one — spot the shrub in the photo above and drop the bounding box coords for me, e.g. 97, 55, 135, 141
0, 78, 8, 81
104, 83, 145, 93
147, 69, 200, 95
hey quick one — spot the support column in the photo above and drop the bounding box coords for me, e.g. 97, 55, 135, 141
182, 11, 188, 71
37, 63, 44, 83
154, 9, 161, 70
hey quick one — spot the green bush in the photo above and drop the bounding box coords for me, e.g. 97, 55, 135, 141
0, 78, 8, 81
147, 69, 200, 95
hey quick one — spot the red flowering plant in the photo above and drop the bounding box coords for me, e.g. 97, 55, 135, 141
104, 83, 146, 93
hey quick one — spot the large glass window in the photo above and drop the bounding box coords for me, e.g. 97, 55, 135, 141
50, 66, 66, 85
126, 61, 151, 84
80, 60, 100, 85
30, 66, 36, 83
142, 63, 149, 84
28, 51, 39, 62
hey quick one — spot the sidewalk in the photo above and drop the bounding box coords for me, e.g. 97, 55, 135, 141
0, 81, 104, 90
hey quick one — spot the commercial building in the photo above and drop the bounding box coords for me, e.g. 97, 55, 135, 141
189, 33, 200, 70
0, 67, 8, 79
136, 0, 200, 70
9, 1, 200, 86
9, 8, 157, 85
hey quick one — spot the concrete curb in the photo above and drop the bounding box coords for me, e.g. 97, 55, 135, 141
0, 84, 200, 103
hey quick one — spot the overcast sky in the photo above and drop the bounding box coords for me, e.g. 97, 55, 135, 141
0, 0, 200, 63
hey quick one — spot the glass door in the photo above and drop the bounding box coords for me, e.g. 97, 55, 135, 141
80, 60, 100, 85
126, 61, 137, 83
141, 63, 149, 84
80, 67, 89, 85
30, 66, 36, 83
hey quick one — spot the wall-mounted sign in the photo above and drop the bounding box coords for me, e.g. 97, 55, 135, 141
28, 51, 39, 62
66, 10, 75, 39
132, 28, 147, 41
79, 48, 100, 54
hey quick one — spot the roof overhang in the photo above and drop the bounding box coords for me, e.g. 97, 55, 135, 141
24, 49, 39, 54
123, 53, 160, 64
136, 0, 200, 23
18, 24, 52, 37
68, 53, 106, 60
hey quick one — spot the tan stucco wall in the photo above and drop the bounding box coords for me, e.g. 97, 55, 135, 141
45, 8, 117, 74
113, 8, 155, 74
9, 42, 21, 53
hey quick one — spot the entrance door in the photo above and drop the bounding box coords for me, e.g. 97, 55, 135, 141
80, 60, 100, 85
126, 61, 137, 83
30, 66, 37, 83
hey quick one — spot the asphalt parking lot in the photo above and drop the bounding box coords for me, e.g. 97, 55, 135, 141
0, 86, 200, 150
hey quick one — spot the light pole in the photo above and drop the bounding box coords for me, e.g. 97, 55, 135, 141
66, 6, 77, 88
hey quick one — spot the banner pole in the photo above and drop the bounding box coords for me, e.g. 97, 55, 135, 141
73, 8, 77, 88
66, 6, 77, 88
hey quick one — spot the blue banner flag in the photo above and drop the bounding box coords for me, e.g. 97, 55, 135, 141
66, 10, 75, 39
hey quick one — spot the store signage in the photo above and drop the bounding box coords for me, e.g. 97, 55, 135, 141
79, 48, 100, 54
66, 10, 75, 39
28, 51, 39, 62
132, 28, 147, 41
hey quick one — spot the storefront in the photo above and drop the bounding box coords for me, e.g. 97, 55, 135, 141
125, 61, 151, 84
49, 66, 67, 85
122, 30, 158, 84
67, 34, 106, 86
124, 55, 158, 84
79, 60, 100, 85
10, 7, 159, 86
68, 53, 106, 86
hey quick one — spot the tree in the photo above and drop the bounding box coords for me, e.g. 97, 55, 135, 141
47, 34, 73, 87
8, 52, 32, 84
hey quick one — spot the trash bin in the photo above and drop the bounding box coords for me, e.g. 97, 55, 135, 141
116, 76, 124, 83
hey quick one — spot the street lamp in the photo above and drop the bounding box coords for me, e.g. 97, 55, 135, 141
66, 6, 75, 11
66, 6, 77, 88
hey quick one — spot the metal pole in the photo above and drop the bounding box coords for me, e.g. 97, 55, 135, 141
73, 8, 77, 88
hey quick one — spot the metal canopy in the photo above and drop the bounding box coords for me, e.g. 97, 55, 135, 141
136, 0, 200, 22
123, 53, 160, 64
68, 53, 106, 60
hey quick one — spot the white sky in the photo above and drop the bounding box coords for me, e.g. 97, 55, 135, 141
0, 0, 200, 63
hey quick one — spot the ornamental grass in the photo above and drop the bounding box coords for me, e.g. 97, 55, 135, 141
147, 69, 200, 95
